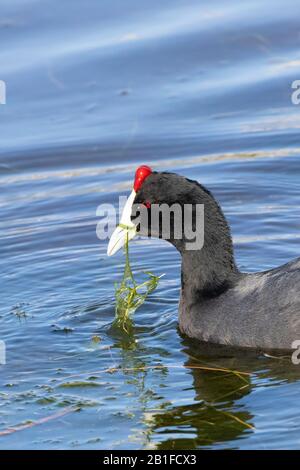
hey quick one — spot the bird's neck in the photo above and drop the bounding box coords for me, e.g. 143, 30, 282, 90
178, 186, 239, 306
181, 247, 239, 306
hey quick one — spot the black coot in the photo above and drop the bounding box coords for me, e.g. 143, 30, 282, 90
108, 166, 300, 351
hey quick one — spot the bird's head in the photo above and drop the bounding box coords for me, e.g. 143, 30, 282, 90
107, 165, 211, 256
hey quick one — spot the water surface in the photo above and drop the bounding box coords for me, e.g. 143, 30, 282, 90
1, 0, 300, 449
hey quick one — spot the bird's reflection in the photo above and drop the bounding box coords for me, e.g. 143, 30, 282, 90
107, 318, 300, 449
144, 338, 300, 449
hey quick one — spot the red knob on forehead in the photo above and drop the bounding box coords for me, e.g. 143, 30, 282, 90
133, 165, 152, 191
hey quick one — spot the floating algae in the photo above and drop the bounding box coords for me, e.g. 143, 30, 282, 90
114, 232, 163, 333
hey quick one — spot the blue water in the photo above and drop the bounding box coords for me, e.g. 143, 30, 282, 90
1, 0, 300, 449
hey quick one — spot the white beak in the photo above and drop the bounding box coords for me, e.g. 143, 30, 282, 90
107, 189, 137, 256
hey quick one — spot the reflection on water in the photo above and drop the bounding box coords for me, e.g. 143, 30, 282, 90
1, 0, 300, 450
149, 341, 294, 450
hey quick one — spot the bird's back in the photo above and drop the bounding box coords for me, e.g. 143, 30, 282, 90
179, 257, 300, 350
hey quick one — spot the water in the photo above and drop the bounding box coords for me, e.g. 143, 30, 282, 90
1, 0, 300, 449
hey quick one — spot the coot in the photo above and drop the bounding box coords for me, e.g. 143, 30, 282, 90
107, 166, 300, 351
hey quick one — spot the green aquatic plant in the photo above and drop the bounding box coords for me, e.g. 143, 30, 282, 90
114, 231, 163, 333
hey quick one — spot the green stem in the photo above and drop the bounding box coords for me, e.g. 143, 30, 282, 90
114, 230, 163, 333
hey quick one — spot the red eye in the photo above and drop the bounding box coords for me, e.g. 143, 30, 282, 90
142, 201, 151, 209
